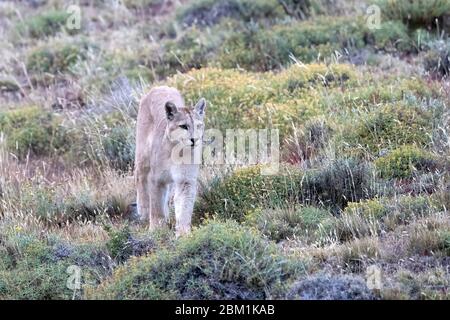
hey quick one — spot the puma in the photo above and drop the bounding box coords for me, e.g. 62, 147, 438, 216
135, 86, 206, 236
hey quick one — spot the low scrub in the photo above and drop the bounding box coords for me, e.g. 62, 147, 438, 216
27, 42, 87, 75
245, 206, 333, 242
17, 10, 78, 38
196, 159, 378, 222
375, 145, 438, 179
176, 0, 284, 26
0, 234, 110, 299
87, 221, 304, 299
334, 194, 445, 241
342, 103, 434, 156
0, 106, 68, 159
375, 0, 450, 29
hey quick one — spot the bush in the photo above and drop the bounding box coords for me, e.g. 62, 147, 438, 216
299, 159, 378, 211
87, 221, 304, 299
368, 20, 412, 52
176, 0, 284, 26
245, 206, 333, 242
196, 159, 377, 221
338, 194, 445, 240
162, 25, 226, 73
17, 10, 77, 38
196, 165, 303, 222
0, 78, 20, 92
78, 112, 136, 171
287, 274, 376, 300
376, 0, 450, 28
0, 235, 110, 299
375, 145, 438, 179
101, 125, 135, 171
343, 103, 434, 156
283, 117, 333, 163
105, 225, 133, 263
278, 0, 327, 19
0, 106, 67, 159
217, 17, 411, 71
423, 41, 450, 78
27, 43, 86, 74
122, 0, 165, 9
170, 64, 355, 140
218, 17, 366, 71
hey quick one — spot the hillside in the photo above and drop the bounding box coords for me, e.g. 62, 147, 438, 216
0, 0, 449, 300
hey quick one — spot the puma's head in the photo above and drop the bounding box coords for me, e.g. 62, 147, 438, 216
165, 98, 206, 147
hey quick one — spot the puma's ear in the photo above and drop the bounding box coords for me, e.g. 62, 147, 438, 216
165, 101, 178, 120
194, 98, 206, 116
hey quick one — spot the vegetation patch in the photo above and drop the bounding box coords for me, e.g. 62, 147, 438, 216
196, 159, 378, 222
17, 10, 77, 38
0, 106, 67, 159
244, 206, 333, 242
176, 0, 284, 26
27, 42, 87, 75
375, 145, 438, 179
87, 221, 304, 299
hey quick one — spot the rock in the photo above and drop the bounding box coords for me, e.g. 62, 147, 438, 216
287, 274, 377, 300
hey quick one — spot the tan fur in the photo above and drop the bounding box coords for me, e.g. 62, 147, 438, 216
135, 86, 206, 236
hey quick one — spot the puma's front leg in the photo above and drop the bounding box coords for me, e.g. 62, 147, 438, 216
173, 180, 197, 237
149, 181, 170, 231
136, 165, 150, 223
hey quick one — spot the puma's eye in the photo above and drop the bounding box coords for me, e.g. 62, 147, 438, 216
179, 124, 189, 130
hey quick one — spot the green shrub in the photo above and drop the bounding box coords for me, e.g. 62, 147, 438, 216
196, 159, 377, 222
338, 194, 445, 241
0, 106, 68, 159
88, 221, 304, 299
78, 112, 136, 171
218, 17, 365, 71
122, 0, 165, 9
0, 258, 74, 299
0, 78, 20, 92
299, 159, 378, 211
17, 10, 77, 38
196, 165, 303, 222
176, 0, 284, 26
101, 125, 135, 171
368, 20, 413, 52
245, 206, 333, 242
343, 103, 434, 156
0, 235, 111, 299
278, 0, 328, 19
423, 41, 450, 78
162, 24, 226, 73
105, 225, 133, 263
439, 230, 450, 255
375, 145, 438, 179
170, 64, 354, 140
27, 43, 85, 74
218, 16, 412, 71
376, 0, 450, 28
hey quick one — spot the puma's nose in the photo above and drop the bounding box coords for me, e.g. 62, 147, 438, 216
190, 138, 195, 146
